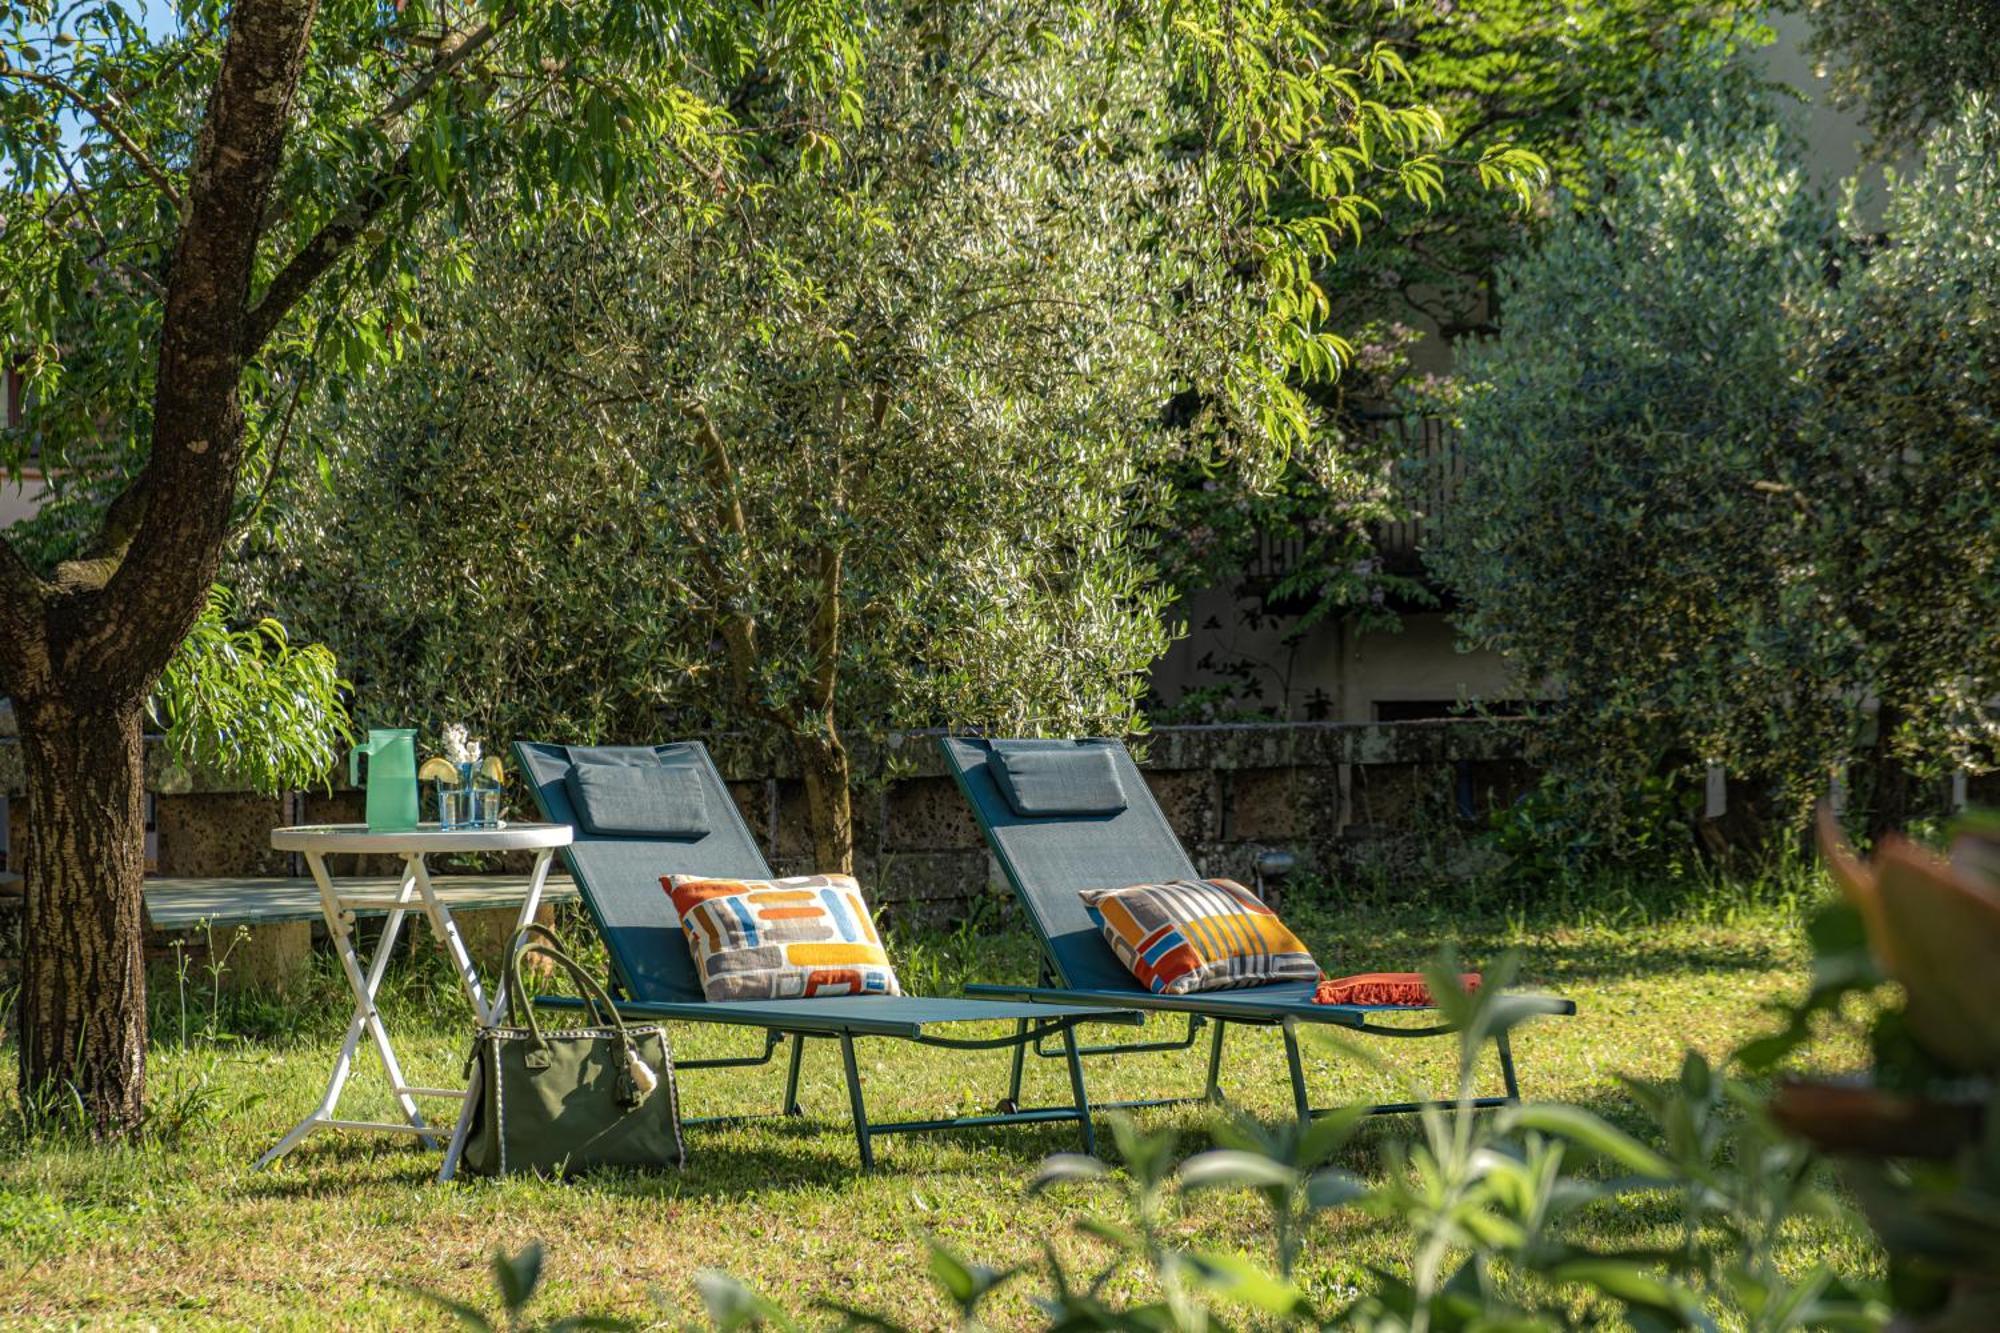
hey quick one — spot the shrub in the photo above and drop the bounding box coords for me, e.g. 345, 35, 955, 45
1433, 97, 2000, 847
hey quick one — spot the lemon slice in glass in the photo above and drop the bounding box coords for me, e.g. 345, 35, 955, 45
418, 756, 461, 785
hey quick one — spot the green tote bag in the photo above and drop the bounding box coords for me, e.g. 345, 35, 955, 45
461, 925, 684, 1177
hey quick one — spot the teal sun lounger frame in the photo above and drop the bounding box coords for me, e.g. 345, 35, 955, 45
517, 741, 1143, 1167
940, 736, 1577, 1124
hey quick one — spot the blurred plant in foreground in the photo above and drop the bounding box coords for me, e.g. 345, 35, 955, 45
697, 956, 1880, 1331
1750, 808, 2000, 1332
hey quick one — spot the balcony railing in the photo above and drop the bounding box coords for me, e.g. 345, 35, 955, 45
1368, 414, 1462, 571
1232, 415, 1463, 616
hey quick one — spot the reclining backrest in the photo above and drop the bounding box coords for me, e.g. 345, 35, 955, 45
941, 737, 1198, 991
516, 741, 771, 1003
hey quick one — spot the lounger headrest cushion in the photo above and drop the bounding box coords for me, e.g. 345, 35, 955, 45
988, 740, 1129, 818
563, 747, 709, 838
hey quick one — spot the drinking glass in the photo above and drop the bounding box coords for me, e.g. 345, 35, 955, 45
469, 786, 503, 829
437, 785, 471, 831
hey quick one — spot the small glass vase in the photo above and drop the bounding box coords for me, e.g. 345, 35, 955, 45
436, 760, 504, 830
467, 784, 503, 829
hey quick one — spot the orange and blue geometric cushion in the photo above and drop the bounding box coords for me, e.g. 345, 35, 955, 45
663, 873, 903, 1002
1081, 878, 1320, 995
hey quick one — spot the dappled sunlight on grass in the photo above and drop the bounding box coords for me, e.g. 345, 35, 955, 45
0, 890, 1876, 1327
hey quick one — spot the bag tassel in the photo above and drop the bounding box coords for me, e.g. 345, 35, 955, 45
625, 1048, 659, 1101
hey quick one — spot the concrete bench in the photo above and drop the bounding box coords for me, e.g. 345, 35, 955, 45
142, 874, 579, 992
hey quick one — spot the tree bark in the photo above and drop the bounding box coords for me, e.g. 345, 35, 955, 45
15, 693, 149, 1133
794, 722, 855, 875
0, 0, 322, 1136
1865, 700, 1915, 842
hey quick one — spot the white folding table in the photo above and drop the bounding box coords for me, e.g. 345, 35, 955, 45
256, 821, 573, 1180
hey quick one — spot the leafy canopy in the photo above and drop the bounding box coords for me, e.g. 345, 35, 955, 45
1147, 3, 1769, 717
1432, 92, 2000, 836
0, 0, 858, 557
1784, 0, 2000, 145
250, 4, 1214, 756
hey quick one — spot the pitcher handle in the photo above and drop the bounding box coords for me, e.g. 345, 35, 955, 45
349, 740, 367, 787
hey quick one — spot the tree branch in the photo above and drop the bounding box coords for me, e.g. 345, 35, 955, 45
373, 4, 517, 130
51, 479, 151, 594
802, 385, 887, 716
88, 0, 321, 696
240, 4, 527, 354
680, 397, 789, 729
0, 63, 184, 210
240, 144, 414, 356
0, 530, 51, 692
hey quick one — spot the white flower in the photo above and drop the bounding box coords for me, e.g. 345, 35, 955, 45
443, 723, 473, 766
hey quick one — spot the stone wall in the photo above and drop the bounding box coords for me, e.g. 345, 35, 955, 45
0, 721, 1537, 919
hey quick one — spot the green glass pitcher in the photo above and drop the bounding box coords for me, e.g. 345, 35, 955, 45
349, 728, 420, 833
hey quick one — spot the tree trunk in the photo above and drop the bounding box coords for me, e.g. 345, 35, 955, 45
1865, 701, 1915, 842
794, 721, 855, 874
0, 0, 322, 1138
15, 692, 149, 1134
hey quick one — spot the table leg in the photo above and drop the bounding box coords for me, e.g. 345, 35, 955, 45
258, 855, 436, 1169
412, 853, 490, 1018
438, 848, 556, 1183
357, 860, 434, 1136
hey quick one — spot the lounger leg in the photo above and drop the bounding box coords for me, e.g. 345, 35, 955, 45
1281, 1019, 1311, 1125
783, 1033, 806, 1117
1000, 1018, 1028, 1113
1204, 1019, 1228, 1103
839, 1034, 875, 1170
1497, 1031, 1520, 1102
1058, 1022, 1098, 1157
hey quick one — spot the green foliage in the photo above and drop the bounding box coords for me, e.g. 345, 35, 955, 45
1759, 811, 2000, 1329
1434, 94, 2000, 846
1335, 1, 1772, 339
1784, 0, 2000, 145
705, 959, 1881, 1331
1488, 771, 1707, 887
1790, 100, 2000, 782
250, 6, 1196, 757
0, 0, 861, 564
1150, 4, 1771, 716
149, 586, 352, 795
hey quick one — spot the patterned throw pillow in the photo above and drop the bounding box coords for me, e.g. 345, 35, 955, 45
663, 873, 903, 1001
1081, 878, 1319, 995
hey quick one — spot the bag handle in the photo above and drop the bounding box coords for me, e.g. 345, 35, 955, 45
505, 925, 621, 1035
500, 925, 660, 1106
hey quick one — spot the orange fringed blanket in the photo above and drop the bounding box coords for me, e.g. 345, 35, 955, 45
1312, 972, 1482, 1007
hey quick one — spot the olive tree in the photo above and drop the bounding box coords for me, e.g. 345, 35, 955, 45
254, 7, 1263, 870
1432, 96, 2000, 842
1428, 100, 1831, 833
255, 1, 1530, 870
1788, 100, 2000, 811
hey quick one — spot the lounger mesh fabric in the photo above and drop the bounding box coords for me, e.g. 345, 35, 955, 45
518, 740, 1130, 1033
517, 742, 766, 1004
1083, 878, 1319, 995
939, 737, 1200, 992
666, 873, 902, 1000
519, 739, 1162, 1166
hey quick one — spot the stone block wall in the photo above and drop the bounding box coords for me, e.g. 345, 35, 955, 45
0, 721, 1539, 924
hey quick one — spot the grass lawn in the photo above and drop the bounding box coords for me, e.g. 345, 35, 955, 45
0, 884, 1879, 1328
